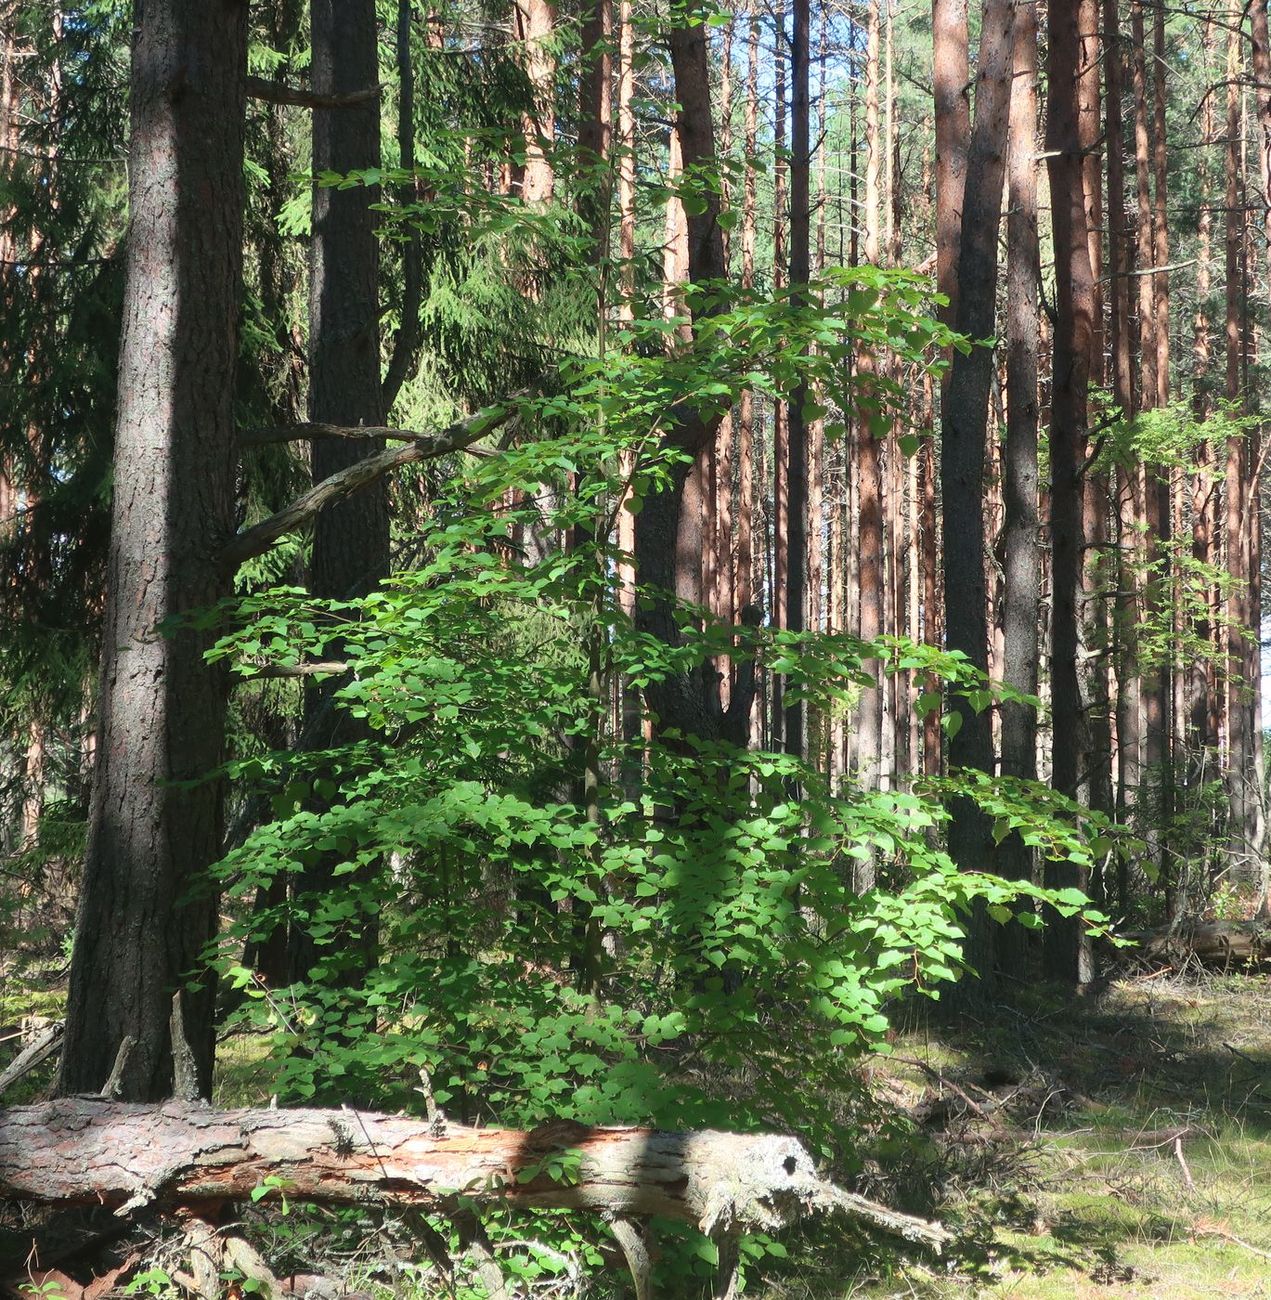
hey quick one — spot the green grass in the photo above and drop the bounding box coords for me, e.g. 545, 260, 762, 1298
755, 973, 1271, 1299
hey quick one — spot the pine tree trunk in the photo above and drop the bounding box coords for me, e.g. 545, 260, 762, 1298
1045, 0, 1097, 984
853, 2, 885, 804
940, 0, 1015, 980
59, 0, 249, 1100
511, 0, 556, 203
785, 0, 810, 761
1224, 15, 1251, 884
999, 0, 1041, 979
736, 6, 759, 630
291, 0, 391, 987
772, 2, 789, 748
633, 18, 738, 746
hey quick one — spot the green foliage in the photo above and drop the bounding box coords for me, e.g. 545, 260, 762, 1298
207, 282, 1111, 1183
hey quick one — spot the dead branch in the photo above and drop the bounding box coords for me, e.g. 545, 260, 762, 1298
222, 402, 520, 571
0, 1021, 63, 1098
245, 76, 382, 111
240, 423, 442, 448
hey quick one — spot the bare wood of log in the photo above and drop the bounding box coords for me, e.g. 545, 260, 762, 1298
0, 1100, 950, 1254
1126, 920, 1271, 966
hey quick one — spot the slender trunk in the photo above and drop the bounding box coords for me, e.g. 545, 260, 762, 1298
854, 2, 885, 798
785, 0, 809, 761
293, 0, 390, 986
940, 0, 1015, 979
998, 0, 1040, 980
921, 388, 941, 777
772, 3, 789, 746
714, 16, 734, 701
1247, 0, 1271, 907
382, 0, 424, 414
1079, 0, 1114, 832
616, 0, 636, 619
1225, 15, 1251, 881
577, 0, 613, 250
1187, 22, 1215, 769
1045, 0, 1097, 984
736, 7, 759, 625
1144, 0, 1172, 894
1105, 0, 1133, 417
1130, 0, 1155, 407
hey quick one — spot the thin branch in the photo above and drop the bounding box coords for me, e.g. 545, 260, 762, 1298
238, 661, 352, 679
221, 400, 522, 570
245, 75, 383, 111
241, 422, 445, 447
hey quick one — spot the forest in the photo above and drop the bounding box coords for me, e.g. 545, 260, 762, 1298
1, 0, 1270, 1295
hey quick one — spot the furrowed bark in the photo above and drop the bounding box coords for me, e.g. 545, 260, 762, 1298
1045, 0, 1097, 984
58, 0, 248, 1102
998, 0, 1040, 980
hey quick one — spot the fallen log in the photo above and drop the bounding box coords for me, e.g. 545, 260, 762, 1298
0, 1099, 947, 1249
1126, 920, 1271, 967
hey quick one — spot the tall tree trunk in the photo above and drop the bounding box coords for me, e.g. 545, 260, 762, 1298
1224, 14, 1251, 884
713, 16, 735, 706
1144, 0, 1172, 896
1246, 0, 1271, 908
929, 0, 970, 782
577, 0, 613, 250
1131, 0, 1155, 408
511, 0, 556, 203
382, 0, 424, 414
290, 0, 391, 987
940, 0, 1015, 980
771, 3, 789, 748
1187, 21, 1215, 767
1045, 0, 1097, 984
736, 6, 759, 628
309, 0, 389, 603
853, 0, 885, 803
59, 0, 249, 1100
785, 0, 809, 761
933, 0, 970, 330
1078, 0, 1115, 837
998, 0, 1040, 980
633, 17, 740, 746
615, 0, 637, 618
1105, 0, 1137, 861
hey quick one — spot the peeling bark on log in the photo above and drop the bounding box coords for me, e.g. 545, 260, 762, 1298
1128, 920, 1271, 966
0, 1101, 948, 1251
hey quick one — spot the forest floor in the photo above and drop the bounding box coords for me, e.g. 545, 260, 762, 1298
4, 967, 1270, 1299
765, 971, 1271, 1300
